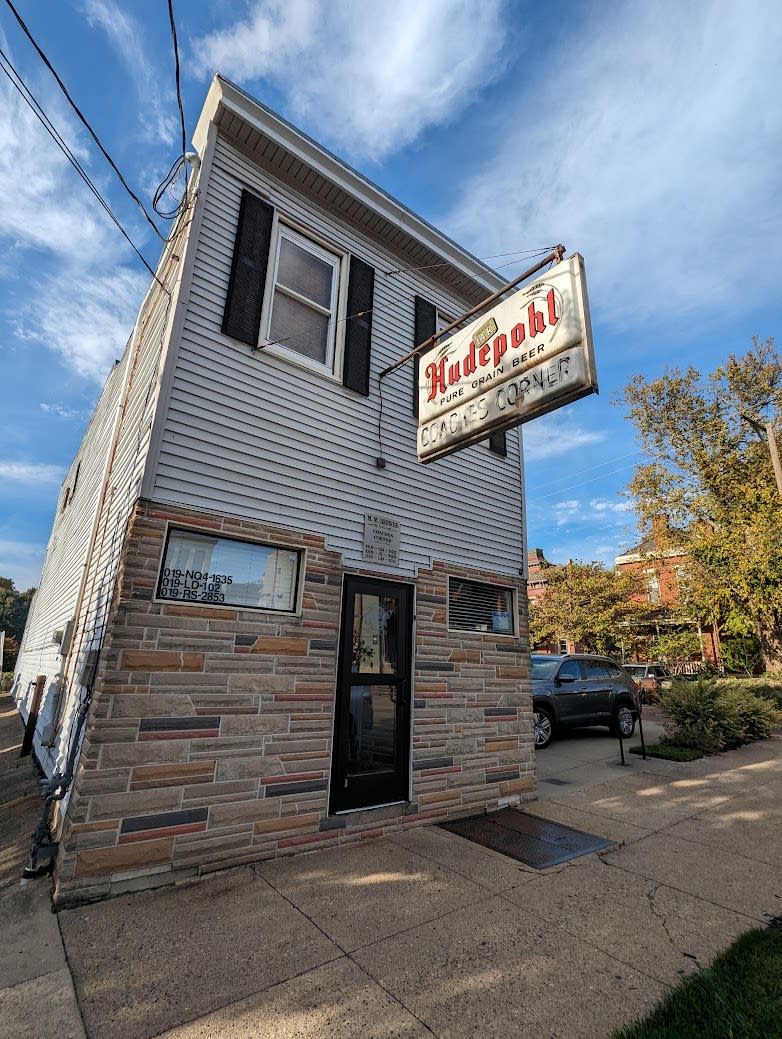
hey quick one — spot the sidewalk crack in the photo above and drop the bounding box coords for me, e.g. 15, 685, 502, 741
645, 882, 703, 971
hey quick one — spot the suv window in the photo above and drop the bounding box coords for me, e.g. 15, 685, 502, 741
606, 662, 626, 678
583, 659, 609, 679
557, 659, 582, 680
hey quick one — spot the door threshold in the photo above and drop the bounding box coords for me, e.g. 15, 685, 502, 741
334, 800, 406, 816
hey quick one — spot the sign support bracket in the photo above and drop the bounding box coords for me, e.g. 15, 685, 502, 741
379, 244, 565, 381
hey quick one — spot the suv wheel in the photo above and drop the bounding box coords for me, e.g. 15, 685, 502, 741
534, 707, 554, 749
610, 702, 636, 738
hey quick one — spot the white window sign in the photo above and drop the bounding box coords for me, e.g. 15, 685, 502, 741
417, 254, 597, 463
157, 528, 301, 611
362, 513, 400, 566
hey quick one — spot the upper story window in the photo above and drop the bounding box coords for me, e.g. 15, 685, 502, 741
646, 572, 661, 604
267, 226, 342, 373
222, 189, 375, 397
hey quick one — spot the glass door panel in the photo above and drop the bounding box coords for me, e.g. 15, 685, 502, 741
331, 578, 412, 813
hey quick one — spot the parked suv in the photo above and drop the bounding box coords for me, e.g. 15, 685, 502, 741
531, 654, 639, 749
622, 661, 673, 703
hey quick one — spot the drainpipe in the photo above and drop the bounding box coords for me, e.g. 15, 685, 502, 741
21, 690, 91, 883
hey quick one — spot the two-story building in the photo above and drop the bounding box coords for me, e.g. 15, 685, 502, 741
14, 76, 535, 906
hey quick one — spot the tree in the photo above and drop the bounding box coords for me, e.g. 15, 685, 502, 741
529, 561, 647, 657
0, 577, 35, 672
621, 337, 782, 671
648, 629, 703, 669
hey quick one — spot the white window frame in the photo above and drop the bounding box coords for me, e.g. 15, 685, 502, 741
262, 221, 344, 377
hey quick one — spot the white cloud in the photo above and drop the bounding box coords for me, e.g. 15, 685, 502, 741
0, 44, 149, 380
20, 267, 146, 380
192, 0, 509, 161
446, 0, 782, 325
82, 0, 177, 145
0, 463, 66, 484
552, 499, 582, 527
545, 539, 622, 568
0, 65, 112, 262
39, 403, 82, 419
589, 498, 632, 516
522, 413, 606, 462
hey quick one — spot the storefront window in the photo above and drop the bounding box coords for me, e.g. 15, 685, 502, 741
157, 528, 301, 612
448, 577, 516, 634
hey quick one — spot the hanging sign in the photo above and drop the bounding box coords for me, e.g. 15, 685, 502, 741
417, 253, 597, 463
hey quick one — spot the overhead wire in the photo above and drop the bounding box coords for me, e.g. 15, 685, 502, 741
167, 0, 186, 162
3, 0, 167, 241
384, 246, 557, 278
531, 462, 640, 501
252, 306, 375, 353
0, 47, 163, 286
155, 0, 190, 222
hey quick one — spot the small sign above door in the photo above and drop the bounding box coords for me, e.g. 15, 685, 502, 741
362, 513, 400, 566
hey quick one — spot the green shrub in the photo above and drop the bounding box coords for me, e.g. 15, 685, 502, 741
0, 671, 13, 692
720, 633, 763, 675
723, 679, 782, 709
661, 678, 782, 754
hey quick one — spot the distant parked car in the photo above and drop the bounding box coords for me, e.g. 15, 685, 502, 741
622, 662, 674, 703
531, 654, 640, 749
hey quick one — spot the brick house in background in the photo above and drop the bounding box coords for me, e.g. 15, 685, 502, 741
526, 548, 578, 654
13, 76, 535, 906
614, 517, 718, 666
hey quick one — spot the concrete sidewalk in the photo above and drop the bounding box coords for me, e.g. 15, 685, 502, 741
2, 706, 781, 1039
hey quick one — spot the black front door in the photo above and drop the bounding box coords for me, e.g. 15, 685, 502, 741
330, 576, 413, 813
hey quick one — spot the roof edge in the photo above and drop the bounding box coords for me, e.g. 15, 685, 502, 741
193, 74, 506, 295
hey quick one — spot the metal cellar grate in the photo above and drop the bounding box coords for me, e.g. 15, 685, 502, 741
440, 809, 614, 869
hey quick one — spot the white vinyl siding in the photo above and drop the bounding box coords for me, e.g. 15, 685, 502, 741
13, 361, 126, 771
149, 137, 524, 579
13, 228, 190, 777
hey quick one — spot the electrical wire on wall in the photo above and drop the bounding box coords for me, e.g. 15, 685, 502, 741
154, 0, 191, 222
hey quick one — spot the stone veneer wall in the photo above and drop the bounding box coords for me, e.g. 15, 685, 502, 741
55, 500, 534, 906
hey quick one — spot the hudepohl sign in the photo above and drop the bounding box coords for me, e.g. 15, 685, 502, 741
416, 253, 597, 463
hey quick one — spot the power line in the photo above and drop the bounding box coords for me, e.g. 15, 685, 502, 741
384, 246, 557, 278
167, 0, 187, 160
530, 450, 641, 495
531, 462, 640, 501
0, 48, 162, 284
3, 0, 167, 241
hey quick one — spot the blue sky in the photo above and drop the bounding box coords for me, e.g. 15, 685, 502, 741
1, 0, 780, 590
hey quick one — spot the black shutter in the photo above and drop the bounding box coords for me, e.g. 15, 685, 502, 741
413, 296, 437, 417
221, 190, 274, 346
343, 256, 375, 396
489, 430, 507, 457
